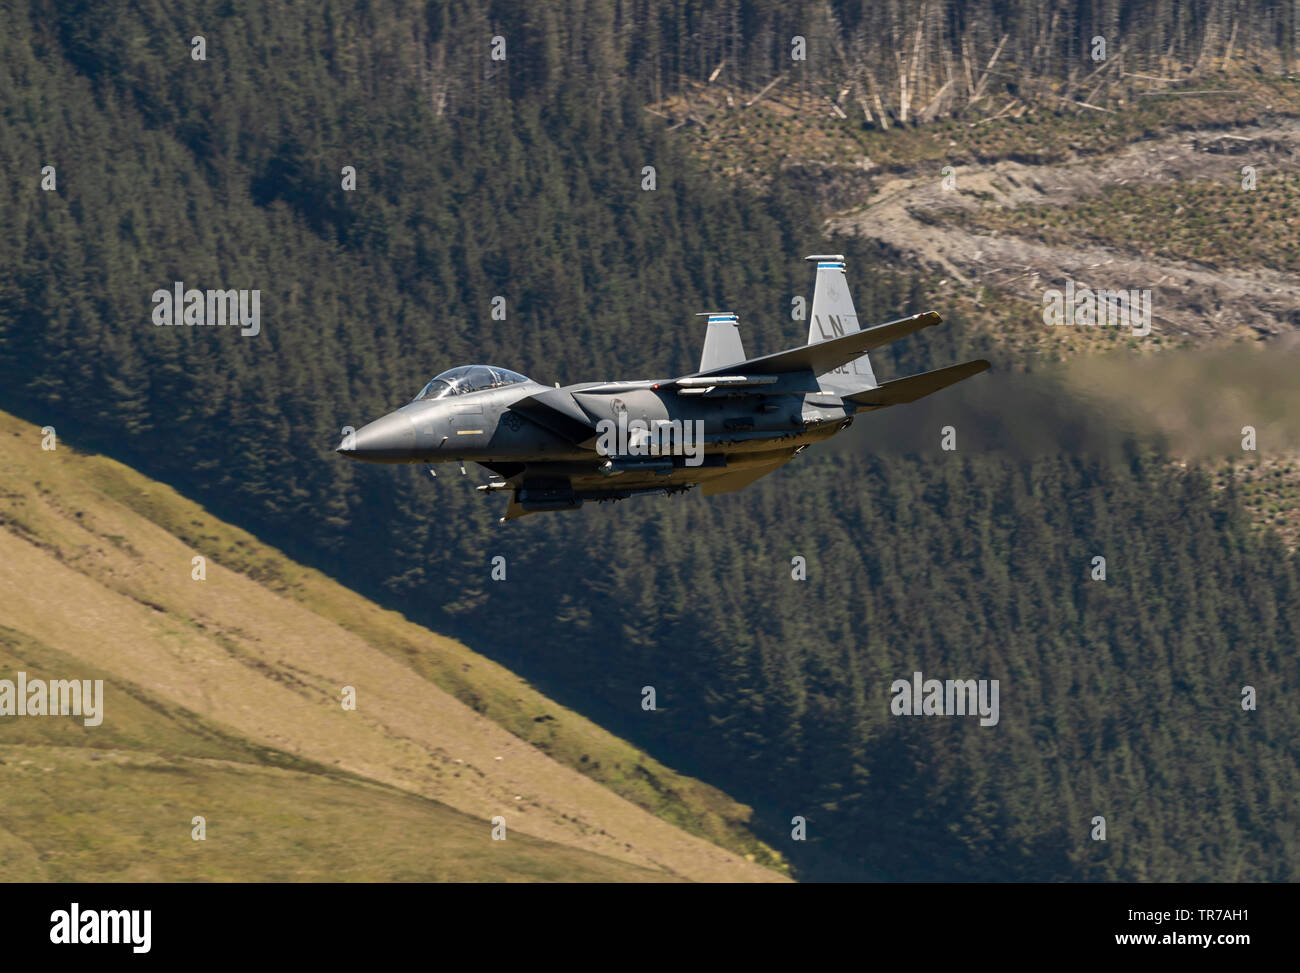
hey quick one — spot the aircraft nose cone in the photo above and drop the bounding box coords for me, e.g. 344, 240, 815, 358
337, 412, 417, 462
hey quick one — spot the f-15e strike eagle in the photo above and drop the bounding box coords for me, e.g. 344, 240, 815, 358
336, 256, 990, 521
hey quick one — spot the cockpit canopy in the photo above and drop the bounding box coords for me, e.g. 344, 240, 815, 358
413, 364, 531, 402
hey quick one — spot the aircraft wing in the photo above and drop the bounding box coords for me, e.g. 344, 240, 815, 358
508, 388, 598, 443
843, 359, 990, 410
700, 456, 791, 495
686, 311, 941, 380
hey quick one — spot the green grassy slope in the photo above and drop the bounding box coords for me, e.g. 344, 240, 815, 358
0, 410, 787, 881
0, 629, 667, 882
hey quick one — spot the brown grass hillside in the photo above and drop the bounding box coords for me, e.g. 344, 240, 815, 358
0, 410, 788, 882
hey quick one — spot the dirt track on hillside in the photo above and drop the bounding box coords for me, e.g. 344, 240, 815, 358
827, 118, 1300, 342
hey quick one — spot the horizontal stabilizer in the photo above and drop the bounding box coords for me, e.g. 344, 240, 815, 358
843, 359, 990, 410
691, 311, 941, 380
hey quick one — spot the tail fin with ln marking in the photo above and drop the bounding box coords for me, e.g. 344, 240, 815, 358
805, 254, 878, 396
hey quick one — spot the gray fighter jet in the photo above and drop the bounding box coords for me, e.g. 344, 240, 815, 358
336, 255, 989, 520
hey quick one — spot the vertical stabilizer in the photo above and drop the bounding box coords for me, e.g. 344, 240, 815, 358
697, 312, 747, 372
805, 255, 878, 395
